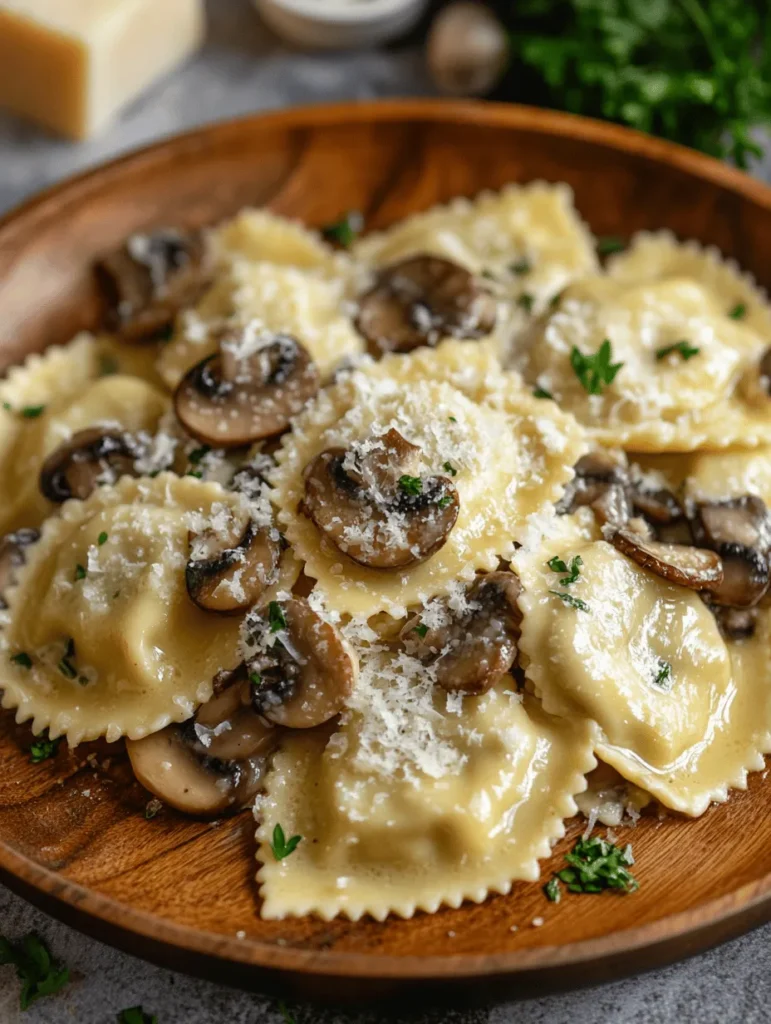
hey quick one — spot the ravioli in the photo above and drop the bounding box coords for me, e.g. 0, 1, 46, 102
515, 513, 771, 815
0, 475, 258, 745
271, 359, 585, 617
256, 658, 596, 920
512, 274, 771, 451
210, 208, 343, 273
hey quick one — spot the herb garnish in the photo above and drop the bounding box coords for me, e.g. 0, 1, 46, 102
21, 405, 45, 419
321, 211, 363, 248
596, 236, 625, 256
442, 461, 457, 477
98, 531, 109, 546
278, 1001, 296, 1024
399, 474, 422, 497
0, 933, 70, 1010
517, 293, 535, 313
250, 671, 263, 689
728, 302, 747, 320
437, 495, 453, 509
185, 469, 204, 479
549, 590, 590, 612
58, 657, 77, 680
554, 835, 638, 894
533, 386, 553, 400
655, 340, 700, 362
511, 257, 532, 275
2, 402, 11, 411
74, 563, 86, 581
652, 659, 673, 691
268, 601, 287, 633
10, 651, 32, 669
570, 340, 624, 395
414, 623, 429, 638
188, 445, 211, 465
270, 823, 302, 861
547, 554, 583, 585
448, 415, 457, 423
29, 733, 60, 764
543, 878, 561, 903
117, 1008, 158, 1024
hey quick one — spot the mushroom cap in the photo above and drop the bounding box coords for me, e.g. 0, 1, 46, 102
246, 598, 357, 729
409, 571, 523, 695
610, 528, 723, 590
126, 724, 268, 818
0, 528, 39, 608
355, 255, 498, 357
174, 334, 320, 448
691, 497, 771, 608
185, 669, 280, 762
96, 228, 210, 343
39, 427, 139, 503
300, 429, 460, 569
186, 519, 281, 614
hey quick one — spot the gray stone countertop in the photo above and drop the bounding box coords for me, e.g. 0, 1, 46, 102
0, 1, 770, 1021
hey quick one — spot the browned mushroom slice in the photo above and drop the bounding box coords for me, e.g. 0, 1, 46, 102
557, 450, 632, 527
573, 450, 629, 484
409, 571, 523, 695
95, 228, 210, 342
691, 497, 771, 607
245, 598, 357, 728
300, 428, 459, 568
705, 545, 769, 608
174, 334, 319, 448
0, 529, 39, 608
186, 520, 280, 614
631, 487, 684, 525
126, 724, 269, 818
39, 427, 139, 503
355, 255, 498, 356
610, 528, 723, 590
183, 666, 280, 762
716, 606, 758, 641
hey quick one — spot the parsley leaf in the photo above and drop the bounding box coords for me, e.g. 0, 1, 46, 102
185, 469, 204, 479
58, 657, 77, 680
437, 495, 453, 509
10, 652, 32, 669
533, 386, 553, 399
547, 553, 583, 585
20, 405, 45, 419
596, 236, 625, 256
652, 659, 673, 691
554, 835, 638, 894
570, 340, 624, 395
655, 340, 700, 362
442, 461, 457, 477
414, 623, 429, 638
511, 257, 533, 275
549, 590, 590, 612
188, 445, 211, 465
321, 211, 363, 248
516, 292, 535, 313
98, 531, 109, 546
268, 601, 287, 633
728, 302, 747, 320
399, 474, 422, 497
543, 878, 561, 902
0, 933, 70, 1010
117, 1008, 158, 1024
74, 563, 86, 581
270, 823, 302, 861
29, 733, 60, 764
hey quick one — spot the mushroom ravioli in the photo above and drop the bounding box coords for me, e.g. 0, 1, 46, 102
2, 188, 771, 921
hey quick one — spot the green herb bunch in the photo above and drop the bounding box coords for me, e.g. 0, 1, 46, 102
492, 0, 771, 167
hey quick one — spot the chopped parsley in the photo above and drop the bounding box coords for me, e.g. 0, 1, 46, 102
0, 933, 70, 1010
10, 652, 32, 669
270, 823, 302, 861
549, 590, 590, 612
448, 415, 457, 423
29, 733, 60, 764
98, 531, 109, 546
555, 835, 638, 894
516, 292, 535, 313
188, 445, 211, 465
20, 405, 45, 419
570, 339, 624, 395
547, 554, 583, 586
2, 401, 11, 411
481, 268, 497, 280
652, 659, 673, 691
437, 495, 453, 509
185, 469, 204, 479
414, 623, 429, 638
533, 386, 553, 400
442, 461, 457, 477
728, 302, 747, 320
74, 563, 86, 581
596, 236, 625, 256
250, 671, 262, 689
117, 1008, 158, 1024
321, 211, 363, 248
510, 257, 532, 275
399, 474, 422, 497
543, 878, 561, 903
655, 340, 700, 362
268, 601, 287, 633
58, 657, 77, 680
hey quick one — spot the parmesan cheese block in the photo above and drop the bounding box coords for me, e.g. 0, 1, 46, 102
0, 0, 205, 139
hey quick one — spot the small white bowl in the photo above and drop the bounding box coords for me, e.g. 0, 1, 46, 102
254, 0, 430, 50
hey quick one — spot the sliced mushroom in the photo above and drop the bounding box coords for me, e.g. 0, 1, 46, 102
183, 666, 280, 762
558, 451, 632, 527
39, 428, 139, 503
96, 229, 210, 342
610, 528, 723, 590
573, 450, 629, 484
716, 606, 758, 641
0, 529, 39, 607
244, 598, 357, 728
300, 428, 459, 568
408, 571, 523, 695
355, 255, 498, 356
691, 497, 771, 607
174, 334, 319, 448
186, 520, 280, 614
630, 486, 684, 526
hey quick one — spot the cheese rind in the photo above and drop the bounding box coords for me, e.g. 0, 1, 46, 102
0, 0, 205, 139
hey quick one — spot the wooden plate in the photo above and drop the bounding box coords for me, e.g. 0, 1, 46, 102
2, 100, 771, 1005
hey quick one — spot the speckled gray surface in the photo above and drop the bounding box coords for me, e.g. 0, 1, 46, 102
1, 2, 770, 1021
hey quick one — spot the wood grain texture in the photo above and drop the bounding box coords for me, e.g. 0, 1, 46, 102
2, 100, 771, 1004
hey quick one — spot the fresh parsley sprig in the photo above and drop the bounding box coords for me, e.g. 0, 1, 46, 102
655, 340, 700, 362
268, 601, 287, 633
547, 554, 583, 585
399, 474, 422, 497
270, 823, 302, 861
0, 933, 70, 1010
555, 835, 639, 894
321, 211, 363, 248
549, 590, 590, 612
29, 732, 61, 764
570, 340, 624, 396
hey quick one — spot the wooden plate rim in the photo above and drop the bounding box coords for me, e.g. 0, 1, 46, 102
2, 98, 771, 981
